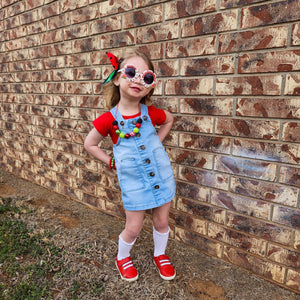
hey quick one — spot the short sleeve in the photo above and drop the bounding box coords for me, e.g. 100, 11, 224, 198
148, 105, 166, 126
92, 111, 114, 137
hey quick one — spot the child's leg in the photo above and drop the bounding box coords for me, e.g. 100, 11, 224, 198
118, 209, 145, 260
152, 202, 176, 280
152, 202, 171, 256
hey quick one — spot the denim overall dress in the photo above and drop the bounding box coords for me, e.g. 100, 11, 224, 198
110, 104, 176, 211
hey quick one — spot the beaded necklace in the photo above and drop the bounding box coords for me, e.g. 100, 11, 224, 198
112, 104, 143, 139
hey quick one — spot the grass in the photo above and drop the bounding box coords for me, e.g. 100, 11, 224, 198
0, 198, 58, 299
0, 197, 107, 299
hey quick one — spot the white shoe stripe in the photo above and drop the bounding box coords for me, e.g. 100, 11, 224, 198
160, 262, 171, 266
123, 263, 133, 270
122, 261, 133, 267
159, 259, 170, 263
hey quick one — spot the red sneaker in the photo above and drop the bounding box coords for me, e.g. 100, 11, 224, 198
116, 257, 138, 282
153, 254, 176, 280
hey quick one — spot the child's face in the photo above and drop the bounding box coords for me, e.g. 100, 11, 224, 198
114, 56, 155, 102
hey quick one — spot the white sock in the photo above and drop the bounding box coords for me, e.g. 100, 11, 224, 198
153, 226, 170, 257
117, 235, 136, 260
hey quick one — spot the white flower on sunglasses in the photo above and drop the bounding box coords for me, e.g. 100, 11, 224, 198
118, 64, 157, 88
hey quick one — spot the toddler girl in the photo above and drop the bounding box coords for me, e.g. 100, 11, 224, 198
84, 49, 176, 281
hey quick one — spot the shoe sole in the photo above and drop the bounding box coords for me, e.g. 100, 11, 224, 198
153, 259, 176, 280
115, 261, 138, 282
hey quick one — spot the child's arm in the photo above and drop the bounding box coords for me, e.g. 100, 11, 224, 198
84, 128, 112, 166
157, 110, 174, 143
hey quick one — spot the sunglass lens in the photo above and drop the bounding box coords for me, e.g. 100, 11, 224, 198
143, 73, 154, 85
125, 67, 136, 79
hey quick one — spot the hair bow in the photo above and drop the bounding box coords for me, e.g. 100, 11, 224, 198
103, 52, 120, 84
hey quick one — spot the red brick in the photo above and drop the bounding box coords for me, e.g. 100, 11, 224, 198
61, 0, 89, 13
211, 190, 271, 220
178, 197, 226, 224
90, 16, 122, 35
179, 134, 231, 154
272, 206, 300, 229
165, 0, 216, 20
236, 98, 300, 119
180, 98, 233, 116
73, 36, 101, 53
286, 269, 300, 292
24, 0, 44, 10
39, 1, 60, 19
215, 155, 277, 181
27, 20, 47, 34
241, 0, 300, 29
223, 246, 286, 283
284, 74, 300, 95
66, 82, 92, 95
63, 23, 89, 40
101, 30, 135, 49
19, 10, 39, 25
165, 78, 213, 95
99, 0, 134, 17
220, 0, 265, 9
170, 210, 206, 234
181, 55, 235, 76
174, 115, 213, 133
123, 5, 162, 29
239, 50, 300, 73
232, 139, 299, 165
154, 60, 179, 77
65, 53, 91, 67
41, 29, 63, 45
208, 223, 267, 256
216, 75, 282, 95
181, 10, 238, 37
69, 4, 99, 24
230, 176, 299, 207
175, 227, 222, 258
215, 117, 279, 139
279, 166, 300, 188
292, 23, 300, 46
179, 166, 229, 190
219, 26, 287, 53
166, 36, 216, 57
48, 14, 70, 30
282, 122, 300, 142
137, 21, 179, 44
227, 212, 293, 246
176, 180, 210, 202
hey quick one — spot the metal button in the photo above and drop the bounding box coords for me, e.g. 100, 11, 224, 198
145, 159, 151, 164
143, 116, 147, 121
150, 172, 155, 177
154, 185, 159, 189
132, 120, 137, 125
140, 145, 146, 150
136, 133, 141, 137
120, 121, 124, 126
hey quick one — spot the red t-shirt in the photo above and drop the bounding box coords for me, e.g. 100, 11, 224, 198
93, 105, 166, 144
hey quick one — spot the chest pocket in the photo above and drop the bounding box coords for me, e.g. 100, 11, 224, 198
153, 147, 174, 181
118, 158, 145, 192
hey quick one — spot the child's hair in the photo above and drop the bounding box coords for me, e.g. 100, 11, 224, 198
102, 49, 155, 110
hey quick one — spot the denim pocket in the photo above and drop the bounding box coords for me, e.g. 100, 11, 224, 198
153, 147, 173, 181
119, 158, 145, 192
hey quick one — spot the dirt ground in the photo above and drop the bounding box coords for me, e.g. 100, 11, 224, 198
0, 168, 299, 300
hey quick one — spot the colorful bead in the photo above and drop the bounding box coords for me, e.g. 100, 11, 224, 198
112, 117, 143, 139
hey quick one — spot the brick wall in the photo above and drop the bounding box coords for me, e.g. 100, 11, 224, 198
0, 0, 299, 293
